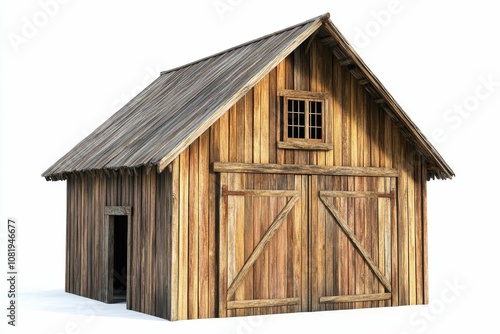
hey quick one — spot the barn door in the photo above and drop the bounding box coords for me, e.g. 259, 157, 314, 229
219, 173, 306, 317
311, 176, 396, 310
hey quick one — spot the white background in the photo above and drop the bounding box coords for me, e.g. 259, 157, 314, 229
1, 0, 499, 333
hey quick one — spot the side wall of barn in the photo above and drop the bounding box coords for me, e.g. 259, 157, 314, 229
170, 37, 429, 319
65, 167, 173, 319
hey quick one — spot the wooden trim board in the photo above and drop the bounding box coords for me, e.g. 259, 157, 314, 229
213, 162, 398, 177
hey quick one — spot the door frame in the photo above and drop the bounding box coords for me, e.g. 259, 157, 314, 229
103, 206, 132, 305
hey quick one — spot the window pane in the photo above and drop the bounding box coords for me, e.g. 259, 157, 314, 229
309, 101, 322, 140
287, 98, 306, 139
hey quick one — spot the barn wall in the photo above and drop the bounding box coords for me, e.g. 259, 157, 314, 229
169, 131, 216, 320
172, 37, 428, 319
65, 167, 173, 319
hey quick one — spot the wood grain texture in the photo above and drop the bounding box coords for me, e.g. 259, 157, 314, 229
227, 195, 299, 299
62, 26, 436, 320
319, 192, 392, 292
227, 298, 300, 309
320, 293, 391, 303
214, 162, 398, 177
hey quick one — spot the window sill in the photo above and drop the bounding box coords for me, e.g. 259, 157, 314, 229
277, 141, 333, 151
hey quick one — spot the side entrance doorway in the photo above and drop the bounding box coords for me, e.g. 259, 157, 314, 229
104, 206, 132, 305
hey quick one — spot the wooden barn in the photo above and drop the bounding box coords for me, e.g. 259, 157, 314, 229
43, 13, 454, 321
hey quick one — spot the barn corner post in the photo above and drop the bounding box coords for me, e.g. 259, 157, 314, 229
421, 162, 429, 305
169, 157, 180, 321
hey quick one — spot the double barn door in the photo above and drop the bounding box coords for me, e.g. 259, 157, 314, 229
219, 172, 397, 317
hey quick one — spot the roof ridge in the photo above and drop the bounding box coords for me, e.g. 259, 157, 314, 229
160, 13, 330, 76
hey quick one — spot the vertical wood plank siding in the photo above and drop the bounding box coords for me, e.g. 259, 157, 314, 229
66, 167, 173, 319
66, 37, 428, 320
171, 38, 428, 319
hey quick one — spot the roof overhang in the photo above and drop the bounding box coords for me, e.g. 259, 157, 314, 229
42, 13, 454, 181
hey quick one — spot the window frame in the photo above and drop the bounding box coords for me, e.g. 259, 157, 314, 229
278, 90, 333, 151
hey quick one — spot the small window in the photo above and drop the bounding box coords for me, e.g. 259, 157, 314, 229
279, 90, 332, 151
286, 98, 324, 141
286, 97, 324, 141
282, 91, 327, 142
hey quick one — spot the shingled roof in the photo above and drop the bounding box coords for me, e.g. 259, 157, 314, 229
43, 13, 454, 181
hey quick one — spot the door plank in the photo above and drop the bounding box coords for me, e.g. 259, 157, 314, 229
320, 293, 391, 304
227, 195, 300, 299
227, 297, 300, 310
319, 193, 391, 292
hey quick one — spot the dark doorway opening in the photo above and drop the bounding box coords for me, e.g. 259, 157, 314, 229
112, 215, 128, 302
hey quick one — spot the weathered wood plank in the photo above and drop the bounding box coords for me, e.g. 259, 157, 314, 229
131, 170, 140, 311
422, 163, 429, 304
223, 189, 299, 197
208, 122, 219, 318
261, 74, 270, 164
407, 151, 417, 305
268, 175, 278, 315
253, 77, 262, 164
390, 177, 399, 306
229, 104, 238, 163
321, 191, 394, 198
284, 53, 295, 166
277, 60, 286, 164
103, 214, 112, 303
268, 68, 278, 164
244, 88, 254, 164
148, 171, 157, 315
384, 185, 392, 307
320, 194, 391, 292
219, 176, 228, 317
243, 174, 254, 315
252, 174, 262, 314
320, 293, 391, 304
141, 168, 149, 313
310, 176, 319, 311
377, 198, 387, 304
277, 141, 334, 151
227, 298, 300, 310
415, 154, 424, 305
323, 41, 334, 168
324, 176, 335, 311
213, 162, 398, 177
282, 176, 292, 311
178, 149, 190, 319
188, 139, 199, 319
169, 159, 180, 320
65, 181, 71, 293
81, 175, 88, 297
198, 131, 210, 318
398, 141, 409, 305
357, 82, 369, 308
278, 89, 329, 99
235, 174, 246, 317
227, 195, 300, 299
301, 175, 309, 312
226, 173, 237, 317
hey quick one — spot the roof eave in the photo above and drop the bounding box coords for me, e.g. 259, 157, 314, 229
322, 19, 454, 180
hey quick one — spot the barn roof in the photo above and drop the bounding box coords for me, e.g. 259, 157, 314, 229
43, 13, 454, 181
